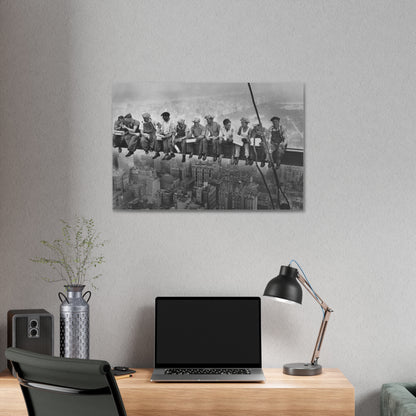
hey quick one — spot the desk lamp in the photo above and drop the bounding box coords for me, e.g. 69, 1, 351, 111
263, 263, 333, 376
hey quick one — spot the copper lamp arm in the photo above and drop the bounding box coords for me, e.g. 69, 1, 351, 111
297, 274, 333, 365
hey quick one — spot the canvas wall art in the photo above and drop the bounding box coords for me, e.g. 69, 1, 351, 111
112, 83, 304, 210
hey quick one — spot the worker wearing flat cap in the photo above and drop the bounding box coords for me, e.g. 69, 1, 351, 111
140, 113, 157, 155
122, 113, 141, 157
113, 115, 126, 153
267, 116, 288, 168
155, 111, 176, 160
204, 114, 222, 162
249, 123, 268, 167
235, 117, 252, 165
188, 117, 205, 160
174, 118, 190, 163
220, 118, 237, 165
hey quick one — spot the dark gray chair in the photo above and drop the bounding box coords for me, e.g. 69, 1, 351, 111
5, 347, 127, 416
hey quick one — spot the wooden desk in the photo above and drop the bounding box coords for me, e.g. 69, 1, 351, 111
0, 368, 354, 415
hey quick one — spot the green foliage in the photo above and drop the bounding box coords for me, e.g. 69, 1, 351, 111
30, 217, 107, 289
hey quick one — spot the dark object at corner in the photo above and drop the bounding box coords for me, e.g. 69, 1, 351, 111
7, 309, 54, 374
5, 347, 127, 416
381, 383, 416, 416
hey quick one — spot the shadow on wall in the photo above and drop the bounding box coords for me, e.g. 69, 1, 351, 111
0, 322, 6, 363
130, 305, 155, 367
0, 0, 73, 369
356, 389, 380, 416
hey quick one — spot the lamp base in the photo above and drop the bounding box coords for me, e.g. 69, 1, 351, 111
283, 363, 322, 376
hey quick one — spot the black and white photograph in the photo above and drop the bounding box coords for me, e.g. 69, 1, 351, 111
112, 82, 304, 210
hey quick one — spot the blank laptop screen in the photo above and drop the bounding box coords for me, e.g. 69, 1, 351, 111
155, 297, 261, 368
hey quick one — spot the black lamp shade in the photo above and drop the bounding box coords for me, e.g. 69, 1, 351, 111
263, 265, 302, 304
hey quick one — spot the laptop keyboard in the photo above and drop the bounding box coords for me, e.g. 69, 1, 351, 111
164, 368, 251, 375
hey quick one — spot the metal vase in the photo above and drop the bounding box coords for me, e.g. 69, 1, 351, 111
59, 285, 91, 359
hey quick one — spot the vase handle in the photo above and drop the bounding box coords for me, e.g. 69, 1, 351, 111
83, 291, 92, 303
58, 292, 68, 303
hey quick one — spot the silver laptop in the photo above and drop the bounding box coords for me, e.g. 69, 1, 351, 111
151, 297, 265, 382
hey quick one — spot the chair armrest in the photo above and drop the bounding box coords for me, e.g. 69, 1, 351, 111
381, 383, 416, 416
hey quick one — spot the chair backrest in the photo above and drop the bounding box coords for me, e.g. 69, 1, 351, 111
5, 347, 126, 416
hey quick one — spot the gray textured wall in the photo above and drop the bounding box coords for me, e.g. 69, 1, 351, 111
1, 1, 416, 414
